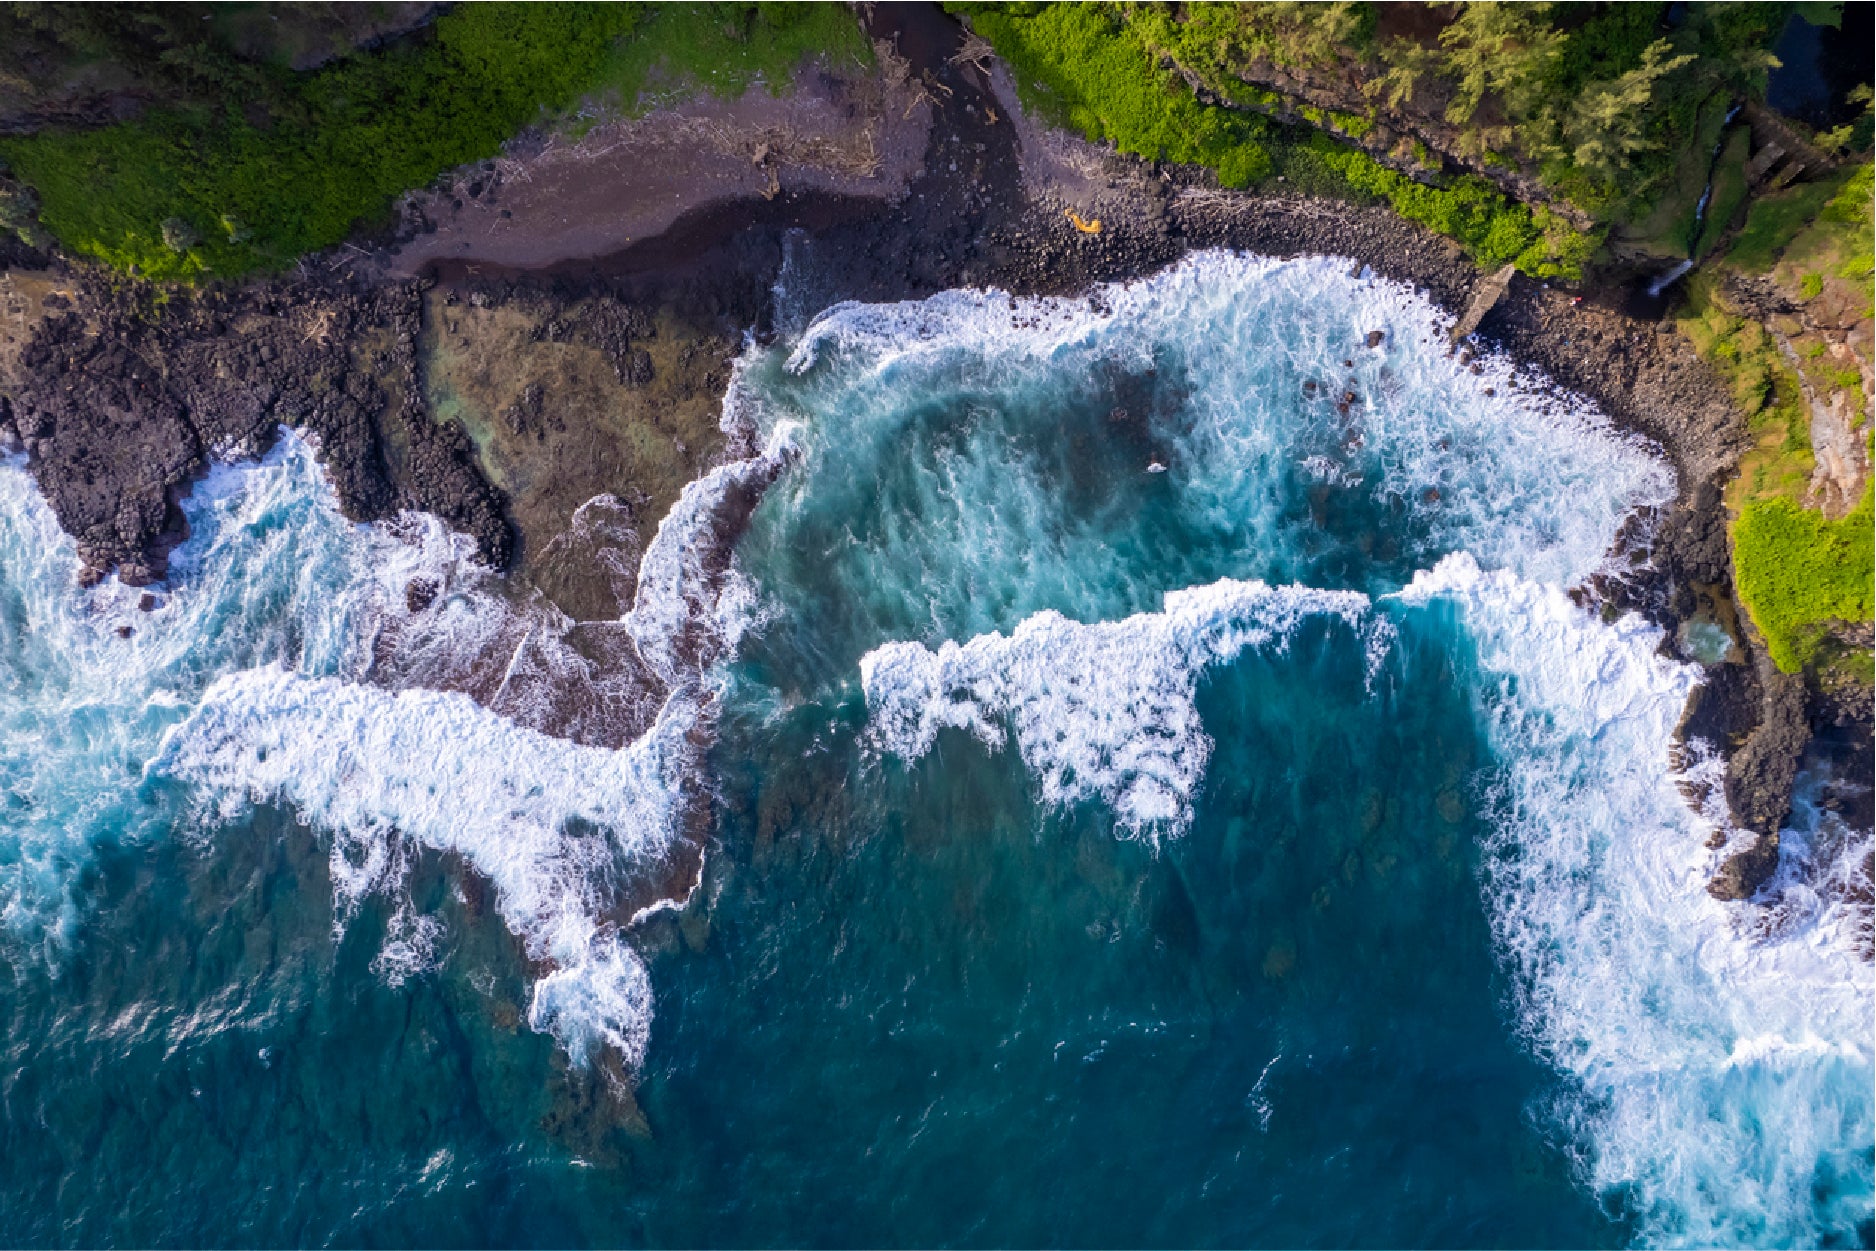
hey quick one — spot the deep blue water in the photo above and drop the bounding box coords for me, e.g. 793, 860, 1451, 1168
0, 253, 1867, 1248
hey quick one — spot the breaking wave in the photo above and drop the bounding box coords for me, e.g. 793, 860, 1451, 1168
0, 436, 390, 948
861, 579, 1376, 836
152, 669, 696, 1065
783, 251, 1673, 594
752, 251, 1872, 1244
1399, 554, 1874, 1247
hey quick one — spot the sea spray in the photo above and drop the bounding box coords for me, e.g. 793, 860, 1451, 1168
1397, 553, 1874, 1247
150, 382, 798, 1063
737, 250, 1870, 1244
860, 579, 1377, 837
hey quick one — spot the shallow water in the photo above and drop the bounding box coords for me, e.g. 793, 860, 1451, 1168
0, 253, 1867, 1248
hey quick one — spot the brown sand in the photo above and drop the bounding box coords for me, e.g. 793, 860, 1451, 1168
388, 51, 933, 276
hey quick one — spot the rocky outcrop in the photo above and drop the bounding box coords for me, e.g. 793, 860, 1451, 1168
1711, 656, 1810, 899
0, 273, 509, 583
1450, 263, 1517, 344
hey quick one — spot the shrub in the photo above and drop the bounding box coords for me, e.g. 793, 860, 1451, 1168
1217, 143, 1273, 189
1733, 487, 1874, 673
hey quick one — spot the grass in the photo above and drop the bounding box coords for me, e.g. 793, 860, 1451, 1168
950, 1, 1592, 277
0, 3, 868, 281
1727, 168, 1856, 272
1733, 485, 1874, 672
1678, 274, 1814, 500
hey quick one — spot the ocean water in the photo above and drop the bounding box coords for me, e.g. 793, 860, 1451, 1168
0, 253, 1867, 1247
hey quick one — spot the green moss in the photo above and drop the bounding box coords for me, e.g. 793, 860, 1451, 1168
1734, 486, 1874, 672
0, 3, 866, 280
1727, 169, 1855, 272
1692, 124, 1751, 260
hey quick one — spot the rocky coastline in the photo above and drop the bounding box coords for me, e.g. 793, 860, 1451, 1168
0, 3, 1864, 906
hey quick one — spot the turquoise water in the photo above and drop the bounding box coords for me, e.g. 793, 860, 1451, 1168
0, 254, 1867, 1247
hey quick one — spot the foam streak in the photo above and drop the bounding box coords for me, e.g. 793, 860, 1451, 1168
861, 579, 1374, 836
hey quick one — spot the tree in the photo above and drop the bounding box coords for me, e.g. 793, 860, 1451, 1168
1369, 36, 1442, 111
1438, 2, 1566, 125
1560, 38, 1696, 188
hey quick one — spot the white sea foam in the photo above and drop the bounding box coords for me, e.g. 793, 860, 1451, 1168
134, 400, 784, 1063
1398, 553, 1874, 1247
139, 375, 788, 1064
861, 579, 1375, 836
767, 253, 1867, 1242
624, 413, 798, 688
154, 667, 694, 1063
0, 435, 405, 947
783, 251, 1673, 591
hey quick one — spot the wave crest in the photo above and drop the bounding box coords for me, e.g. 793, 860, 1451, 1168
861, 579, 1376, 837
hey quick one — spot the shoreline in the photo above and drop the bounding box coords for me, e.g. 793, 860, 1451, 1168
0, 4, 1863, 906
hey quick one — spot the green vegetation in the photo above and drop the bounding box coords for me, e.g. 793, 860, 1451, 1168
1692, 126, 1751, 260
949, 1, 1589, 276
0, 3, 867, 279
1728, 169, 1854, 272
946, 3, 1269, 174
1272, 131, 1595, 275
1679, 153, 1874, 676
1733, 486, 1874, 671
1102, 1, 1785, 220
1677, 273, 1814, 495
948, 2, 1839, 276
1620, 93, 1733, 258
